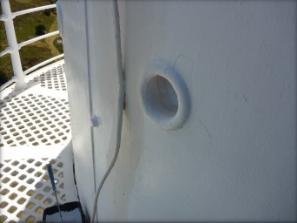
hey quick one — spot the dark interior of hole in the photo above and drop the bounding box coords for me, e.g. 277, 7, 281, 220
145, 75, 178, 118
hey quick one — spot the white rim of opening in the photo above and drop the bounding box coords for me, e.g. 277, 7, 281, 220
140, 61, 190, 130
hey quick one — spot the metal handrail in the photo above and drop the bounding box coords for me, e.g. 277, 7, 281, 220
24, 54, 64, 75
12, 4, 56, 18
0, 54, 64, 92
0, 47, 12, 57
0, 30, 60, 55
0, 0, 63, 90
0, 4, 56, 21
19, 30, 60, 49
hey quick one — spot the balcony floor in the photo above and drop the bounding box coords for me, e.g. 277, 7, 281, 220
0, 60, 78, 222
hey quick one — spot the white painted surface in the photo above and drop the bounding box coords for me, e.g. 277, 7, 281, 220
61, 0, 297, 221
57, 0, 95, 218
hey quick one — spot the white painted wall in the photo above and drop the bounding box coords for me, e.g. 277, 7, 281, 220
60, 0, 297, 221
57, 0, 95, 216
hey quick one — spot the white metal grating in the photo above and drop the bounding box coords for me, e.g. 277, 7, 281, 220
0, 94, 70, 148
33, 64, 67, 91
0, 62, 71, 148
0, 158, 67, 222
0, 60, 78, 222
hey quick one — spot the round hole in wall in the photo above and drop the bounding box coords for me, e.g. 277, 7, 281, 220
144, 75, 178, 120
140, 61, 190, 130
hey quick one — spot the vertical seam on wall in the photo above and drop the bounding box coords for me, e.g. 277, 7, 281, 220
84, 0, 97, 195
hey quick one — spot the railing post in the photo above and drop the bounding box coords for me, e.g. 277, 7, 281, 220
1, 0, 26, 89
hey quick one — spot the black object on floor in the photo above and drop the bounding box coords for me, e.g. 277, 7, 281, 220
43, 201, 85, 223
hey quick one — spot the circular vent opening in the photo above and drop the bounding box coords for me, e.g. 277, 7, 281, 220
144, 75, 178, 120
140, 61, 190, 130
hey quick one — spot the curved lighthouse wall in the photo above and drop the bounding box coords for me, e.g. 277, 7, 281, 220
59, 1, 297, 221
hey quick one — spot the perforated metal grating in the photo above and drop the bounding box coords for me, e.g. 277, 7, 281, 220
0, 62, 71, 148
0, 158, 66, 223
0, 61, 78, 222
0, 94, 70, 148
33, 64, 67, 91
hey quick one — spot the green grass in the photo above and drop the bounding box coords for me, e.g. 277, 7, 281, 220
14, 11, 56, 43
0, 23, 8, 52
0, 0, 61, 86
20, 41, 54, 71
0, 55, 12, 83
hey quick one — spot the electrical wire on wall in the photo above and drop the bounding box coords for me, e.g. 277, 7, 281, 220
90, 0, 124, 222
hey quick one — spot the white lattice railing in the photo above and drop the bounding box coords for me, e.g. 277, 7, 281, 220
0, 0, 64, 90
